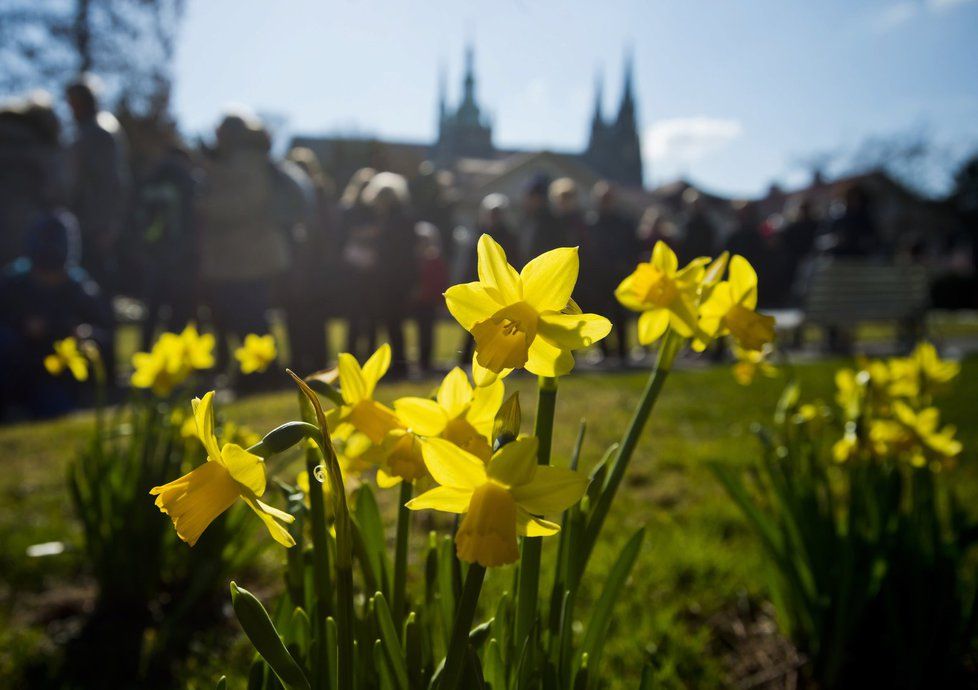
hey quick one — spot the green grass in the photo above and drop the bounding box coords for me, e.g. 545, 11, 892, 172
2, 357, 976, 688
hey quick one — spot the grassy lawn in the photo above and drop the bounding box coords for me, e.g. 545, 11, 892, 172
1, 356, 976, 687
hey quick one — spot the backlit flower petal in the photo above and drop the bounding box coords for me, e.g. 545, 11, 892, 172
728, 255, 758, 308
361, 344, 391, 395
437, 367, 473, 419
221, 442, 266, 496
637, 309, 670, 345
538, 312, 612, 351
242, 495, 296, 547
650, 241, 678, 274
394, 397, 448, 437
445, 282, 503, 330
525, 336, 575, 377
406, 485, 473, 513
520, 246, 579, 313
487, 436, 538, 487
510, 465, 588, 516
192, 392, 223, 463
338, 353, 368, 404
420, 437, 487, 489
455, 482, 519, 567
467, 378, 504, 440
477, 234, 522, 304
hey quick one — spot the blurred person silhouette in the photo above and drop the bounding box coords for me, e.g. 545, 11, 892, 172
362, 172, 417, 378
340, 167, 380, 359
132, 135, 199, 349
677, 188, 716, 264
286, 146, 338, 372
780, 198, 821, 305
520, 173, 563, 261
457, 193, 517, 364
0, 212, 112, 419
197, 110, 287, 372
413, 222, 449, 375
269, 147, 317, 378
550, 177, 588, 248
637, 206, 678, 258
724, 201, 768, 266
64, 75, 130, 292
0, 91, 66, 268
410, 162, 458, 262
825, 184, 881, 257
585, 181, 639, 362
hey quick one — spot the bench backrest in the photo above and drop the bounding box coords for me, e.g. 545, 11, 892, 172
803, 259, 929, 326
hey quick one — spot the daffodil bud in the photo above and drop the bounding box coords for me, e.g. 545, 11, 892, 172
230, 582, 311, 690
493, 392, 521, 449
257, 421, 319, 456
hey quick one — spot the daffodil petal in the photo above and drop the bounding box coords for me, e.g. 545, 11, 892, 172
525, 336, 575, 378
728, 255, 758, 308
192, 392, 223, 463
445, 282, 503, 331
150, 461, 239, 546
467, 379, 504, 440
437, 367, 473, 419
362, 344, 391, 395
394, 397, 449, 437
222, 443, 266, 496
510, 465, 588, 515
420, 437, 487, 489
614, 273, 646, 312
520, 246, 579, 312
538, 312, 612, 351
243, 495, 296, 547
376, 468, 403, 488
651, 241, 678, 273
477, 234, 522, 303
519, 512, 561, 536
487, 437, 538, 487
406, 485, 473, 513
637, 310, 670, 345
338, 353, 368, 404
471, 353, 511, 387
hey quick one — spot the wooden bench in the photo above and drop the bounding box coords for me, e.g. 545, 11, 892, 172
773, 258, 929, 352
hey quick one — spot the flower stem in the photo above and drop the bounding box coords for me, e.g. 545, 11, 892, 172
514, 376, 558, 654
440, 563, 486, 690
392, 480, 413, 630
581, 332, 681, 572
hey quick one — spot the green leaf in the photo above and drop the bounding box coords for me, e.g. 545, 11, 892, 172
354, 484, 391, 596
231, 582, 311, 690
374, 639, 396, 690
577, 528, 645, 684
215, 675, 227, 690
484, 638, 506, 690
373, 593, 410, 690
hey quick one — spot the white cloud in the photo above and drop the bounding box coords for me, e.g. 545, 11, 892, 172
643, 116, 744, 171
875, 0, 977, 30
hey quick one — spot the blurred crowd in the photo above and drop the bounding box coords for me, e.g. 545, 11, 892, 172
0, 80, 922, 419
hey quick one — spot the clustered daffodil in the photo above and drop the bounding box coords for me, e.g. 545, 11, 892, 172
394, 367, 503, 462
132, 324, 215, 396
44, 337, 89, 381
327, 344, 402, 444
615, 241, 705, 345
445, 234, 611, 377
696, 255, 776, 352
407, 436, 587, 567
235, 334, 277, 374
830, 345, 961, 469
151, 391, 294, 547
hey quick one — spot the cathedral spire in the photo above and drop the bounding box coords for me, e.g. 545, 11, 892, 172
591, 68, 604, 126
462, 43, 476, 106
617, 47, 635, 126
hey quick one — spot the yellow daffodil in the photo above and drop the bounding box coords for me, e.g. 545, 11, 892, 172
150, 391, 294, 547
615, 241, 706, 345
328, 344, 401, 444
374, 429, 428, 487
696, 255, 775, 352
444, 234, 611, 377
892, 401, 962, 467
132, 324, 215, 396
888, 342, 960, 400
394, 367, 504, 462
44, 337, 89, 381
235, 334, 277, 374
731, 342, 777, 386
407, 436, 588, 567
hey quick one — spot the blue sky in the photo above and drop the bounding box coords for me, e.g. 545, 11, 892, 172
173, 0, 978, 197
